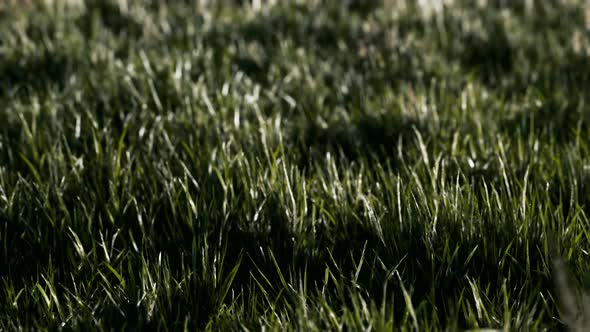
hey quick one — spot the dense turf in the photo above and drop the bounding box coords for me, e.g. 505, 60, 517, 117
1, 0, 589, 330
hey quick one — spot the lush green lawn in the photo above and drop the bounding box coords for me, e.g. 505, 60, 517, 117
1, 0, 589, 330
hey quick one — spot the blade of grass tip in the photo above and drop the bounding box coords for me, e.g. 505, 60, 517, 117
326, 249, 345, 298
68, 227, 86, 260
219, 252, 243, 305
497, 154, 513, 203
269, 250, 289, 291
19, 153, 42, 184
322, 267, 331, 295
467, 277, 492, 325
100, 232, 111, 263
248, 253, 275, 292
43, 275, 63, 318
521, 165, 530, 219
104, 262, 126, 288
36, 283, 52, 311
414, 126, 429, 167
502, 280, 511, 332
397, 178, 403, 226
397, 272, 418, 331
148, 78, 163, 111
463, 245, 479, 269
354, 241, 367, 284
319, 202, 337, 225
12, 287, 25, 308
114, 124, 128, 184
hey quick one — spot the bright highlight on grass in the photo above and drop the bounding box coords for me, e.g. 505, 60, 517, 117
0, 0, 589, 330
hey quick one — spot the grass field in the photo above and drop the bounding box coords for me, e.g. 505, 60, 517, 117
1, 0, 589, 330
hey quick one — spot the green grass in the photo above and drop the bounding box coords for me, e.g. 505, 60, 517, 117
1, 0, 589, 330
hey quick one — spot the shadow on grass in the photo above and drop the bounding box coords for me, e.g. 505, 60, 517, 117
0, 50, 78, 92
293, 111, 423, 167
200, 3, 434, 88
499, 96, 589, 145
77, 0, 144, 38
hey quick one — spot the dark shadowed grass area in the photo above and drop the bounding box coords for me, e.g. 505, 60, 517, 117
0, 0, 589, 330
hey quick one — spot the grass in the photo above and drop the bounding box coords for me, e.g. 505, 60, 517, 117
0, 0, 589, 330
